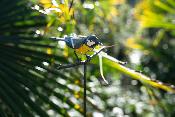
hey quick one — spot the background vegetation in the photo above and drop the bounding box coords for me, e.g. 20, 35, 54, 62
0, 0, 175, 117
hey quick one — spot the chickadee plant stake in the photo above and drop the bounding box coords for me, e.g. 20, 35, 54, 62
51, 34, 125, 83
50, 34, 126, 117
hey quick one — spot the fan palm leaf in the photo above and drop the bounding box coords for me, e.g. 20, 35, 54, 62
0, 0, 86, 116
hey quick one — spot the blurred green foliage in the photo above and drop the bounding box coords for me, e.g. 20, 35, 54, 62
0, 0, 175, 117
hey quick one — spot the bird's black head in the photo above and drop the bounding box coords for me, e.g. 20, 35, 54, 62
85, 35, 102, 48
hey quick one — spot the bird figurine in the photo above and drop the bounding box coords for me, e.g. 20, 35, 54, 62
50, 34, 103, 61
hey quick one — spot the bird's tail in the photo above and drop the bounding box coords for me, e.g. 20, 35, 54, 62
50, 37, 65, 41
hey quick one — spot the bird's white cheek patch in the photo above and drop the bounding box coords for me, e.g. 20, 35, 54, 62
87, 40, 95, 46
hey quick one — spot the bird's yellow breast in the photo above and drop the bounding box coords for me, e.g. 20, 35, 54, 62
75, 45, 93, 54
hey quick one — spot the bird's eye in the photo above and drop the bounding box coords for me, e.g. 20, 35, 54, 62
87, 40, 95, 46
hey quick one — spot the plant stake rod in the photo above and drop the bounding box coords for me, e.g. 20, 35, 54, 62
83, 63, 87, 117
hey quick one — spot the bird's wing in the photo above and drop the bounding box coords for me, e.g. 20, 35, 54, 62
65, 37, 86, 49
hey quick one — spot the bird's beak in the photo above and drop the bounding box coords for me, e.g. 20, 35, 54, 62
99, 42, 103, 46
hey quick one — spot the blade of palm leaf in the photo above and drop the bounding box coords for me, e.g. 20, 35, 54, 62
61, 70, 102, 112
0, 72, 33, 116
0, 21, 45, 32
0, 47, 84, 114
0, 29, 28, 35
2, 56, 83, 114
66, 68, 96, 91
29, 66, 81, 93
26, 66, 76, 92
64, 69, 84, 87
0, 49, 68, 88
47, 69, 96, 106
0, 10, 40, 25
0, 49, 104, 114
0, 55, 79, 115
0, 44, 100, 113
4, 2, 33, 13
0, 36, 43, 42
0, 45, 66, 63
21, 68, 81, 114
0, 21, 46, 32
0, 0, 25, 14
41, 65, 79, 83
0, 47, 51, 65
15, 64, 83, 113
53, 68, 102, 112
0, 38, 49, 45
0, 13, 45, 30
16, 42, 58, 48
0, 0, 71, 115
0, 67, 49, 117
0, 85, 20, 116
1, 13, 45, 24
42, 86, 83, 114
1, 19, 45, 28
16, 45, 64, 61
1, 45, 106, 95
86, 99, 103, 112
0, 60, 70, 117
1, 49, 75, 84
0, 6, 31, 20
0, 37, 58, 48
0, 48, 73, 83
